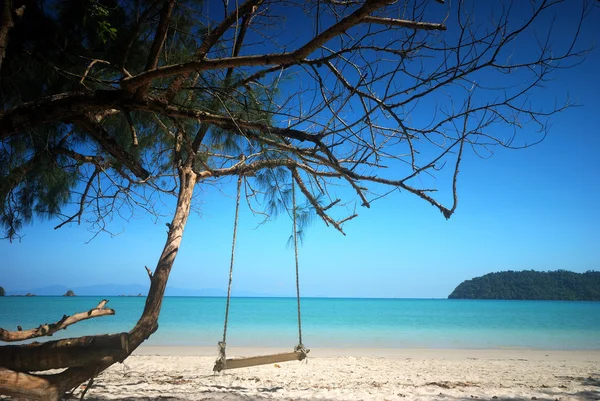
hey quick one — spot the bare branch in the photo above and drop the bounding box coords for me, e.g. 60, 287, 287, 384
77, 116, 150, 180
80, 59, 111, 86
163, 0, 263, 101
290, 167, 346, 234
125, 111, 139, 147
196, 0, 263, 59
0, 90, 126, 139
54, 168, 100, 230
0, 300, 115, 342
145, 266, 153, 281
362, 16, 446, 31
121, 0, 397, 91
136, 0, 176, 97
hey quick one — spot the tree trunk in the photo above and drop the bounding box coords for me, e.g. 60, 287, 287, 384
129, 167, 196, 345
0, 167, 197, 400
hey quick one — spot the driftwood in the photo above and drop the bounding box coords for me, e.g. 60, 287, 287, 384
0, 333, 130, 371
0, 299, 115, 342
0, 368, 61, 400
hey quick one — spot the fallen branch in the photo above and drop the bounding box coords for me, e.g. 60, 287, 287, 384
0, 368, 60, 400
0, 332, 129, 371
0, 300, 115, 342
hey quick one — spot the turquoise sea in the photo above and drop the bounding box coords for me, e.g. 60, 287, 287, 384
1, 297, 599, 349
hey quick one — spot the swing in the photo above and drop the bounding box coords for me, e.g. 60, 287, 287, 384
213, 176, 309, 373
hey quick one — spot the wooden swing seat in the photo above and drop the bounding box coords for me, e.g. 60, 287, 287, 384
213, 350, 307, 372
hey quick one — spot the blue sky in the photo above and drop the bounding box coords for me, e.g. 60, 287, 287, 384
2, 2, 599, 298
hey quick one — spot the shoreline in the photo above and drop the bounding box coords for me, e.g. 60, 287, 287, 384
135, 345, 600, 360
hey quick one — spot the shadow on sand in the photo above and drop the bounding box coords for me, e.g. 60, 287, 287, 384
82, 374, 600, 401
84, 384, 287, 401
582, 374, 600, 388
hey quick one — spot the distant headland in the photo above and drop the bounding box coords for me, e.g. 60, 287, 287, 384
448, 270, 600, 301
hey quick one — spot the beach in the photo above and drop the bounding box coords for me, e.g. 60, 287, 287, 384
79, 347, 600, 400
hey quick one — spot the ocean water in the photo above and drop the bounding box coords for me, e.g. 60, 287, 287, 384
0, 297, 599, 349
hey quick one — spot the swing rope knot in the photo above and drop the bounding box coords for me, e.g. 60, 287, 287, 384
294, 343, 310, 361
214, 341, 227, 372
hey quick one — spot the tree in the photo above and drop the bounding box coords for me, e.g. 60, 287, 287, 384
448, 271, 600, 300
0, 286, 4, 296
0, 0, 596, 399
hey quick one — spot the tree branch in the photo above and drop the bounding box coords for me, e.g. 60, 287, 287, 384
196, 0, 263, 59
51, 147, 104, 165
290, 167, 346, 234
162, 0, 263, 102
0, 368, 60, 400
125, 111, 139, 147
0, 90, 127, 139
0, 300, 114, 342
53, 167, 100, 230
136, 0, 176, 97
362, 16, 446, 31
0, 332, 129, 371
76, 116, 150, 180
122, 0, 395, 91
224, 6, 256, 81
143, 101, 324, 145
1, 153, 44, 198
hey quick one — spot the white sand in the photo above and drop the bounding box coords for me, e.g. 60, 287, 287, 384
79, 347, 600, 401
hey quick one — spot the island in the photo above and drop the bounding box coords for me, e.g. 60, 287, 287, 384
448, 270, 600, 301
63, 290, 76, 297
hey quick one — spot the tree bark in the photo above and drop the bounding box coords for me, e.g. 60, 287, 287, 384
0, 0, 14, 74
0, 333, 129, 371
129, 167, 196, 345
0, 167, 197, 400
0, 368, 61, 400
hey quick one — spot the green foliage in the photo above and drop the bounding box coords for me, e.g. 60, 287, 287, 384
84, 0, 118, 43
1, 126, 79, 240
0, 0, 128, 105
448, 270, 600, 301
0, 0, 257, 240
0, 1, 337, 241
0, 286, 5, 296
0, 0, 135, 240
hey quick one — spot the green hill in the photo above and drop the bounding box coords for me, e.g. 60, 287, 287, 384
448, 270, 600, 300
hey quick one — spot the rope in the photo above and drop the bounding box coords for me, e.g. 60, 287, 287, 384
292, 181, 308, 358
215, 175, 243, 372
